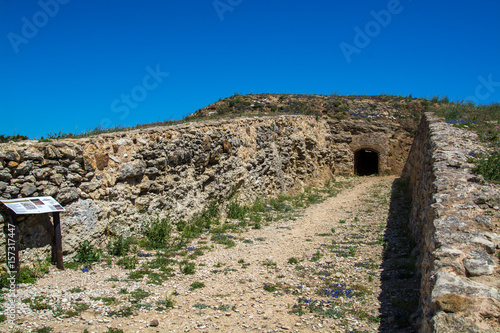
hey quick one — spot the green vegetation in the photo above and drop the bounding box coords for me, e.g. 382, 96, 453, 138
91, 297, 116, 306
471, 150, 500, 183
179, 260, 195, 275
0, 134, 28, 143
190, 281, 205, 290
108, 306, 135, 318
0, 256, 51, 287
129, 288, 150, 302
68, 287, 84, 293
116, 256, 138, 269
288, 257, 299, 264
434, 101, 500, 145
109, 236, 134, 256
263, 284, 279, 292
74, 241, 101, 265
141, 217, 171, 249
106, 328, 124, 333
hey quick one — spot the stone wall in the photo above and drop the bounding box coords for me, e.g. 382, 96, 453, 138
402, 113, 500, 332
0, 115, 409, 261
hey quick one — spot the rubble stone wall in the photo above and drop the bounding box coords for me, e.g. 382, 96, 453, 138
0, 115, 408, 260
403, 113, 500, 332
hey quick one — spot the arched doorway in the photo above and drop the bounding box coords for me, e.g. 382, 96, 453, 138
354, 149, 379, 176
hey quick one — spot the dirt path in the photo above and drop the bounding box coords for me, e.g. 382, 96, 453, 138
2, 175, 420, 333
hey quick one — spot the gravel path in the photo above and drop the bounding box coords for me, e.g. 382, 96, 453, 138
2, 176, 420, 333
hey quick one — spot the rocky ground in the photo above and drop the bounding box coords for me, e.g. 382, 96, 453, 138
1, 176, 420, 333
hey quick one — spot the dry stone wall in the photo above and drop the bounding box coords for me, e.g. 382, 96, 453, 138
403, 113, 500, 332
0, 115, 408, 261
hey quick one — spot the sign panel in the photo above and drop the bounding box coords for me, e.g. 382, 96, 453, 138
0, 196, 65, 215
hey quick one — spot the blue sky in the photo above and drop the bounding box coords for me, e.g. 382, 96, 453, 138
1, 0, 499, 139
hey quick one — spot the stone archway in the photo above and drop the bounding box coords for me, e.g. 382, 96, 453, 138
354, 149, 379, 176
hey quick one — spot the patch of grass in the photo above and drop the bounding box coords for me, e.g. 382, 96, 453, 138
68, 287, 84, 293
262, 260, 277, 267
227, 200, 247, 220
64, 261, 81, 270
91, 297, 116, 306
141, 217, 171, 249
109, 236, 134, 256
472, 150, 500, 183
64, 302, 90, 317
311, 250, 322, 262
106, 328, 124, 333
116, 256, 138, 270
23, 296, 51, 311
288, 257, 299, 264
193, 303, 210, 309
337, 246, 357, 258
129, 288, 150, 302
108, 306, 135, 318
34, 327, 53, 333
211, 234, 236, 248
190, 281, 205, 290
263, 284, 278, 292
156, 294, 175, 311
180, 260, 195, 275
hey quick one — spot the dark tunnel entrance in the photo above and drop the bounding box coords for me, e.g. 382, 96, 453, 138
354, 149, 379, 176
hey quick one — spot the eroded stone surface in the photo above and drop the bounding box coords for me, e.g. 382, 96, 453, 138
0, 115, 411, 259
403, 113, 500, 332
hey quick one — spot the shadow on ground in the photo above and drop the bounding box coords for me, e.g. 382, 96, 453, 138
378, 178, 421, 333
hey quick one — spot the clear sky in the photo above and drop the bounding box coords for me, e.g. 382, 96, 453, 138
1, 0, 499, 139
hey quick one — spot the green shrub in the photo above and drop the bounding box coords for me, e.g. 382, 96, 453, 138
129, 288, 150, 301
250, 197, 266, 213
75, 241, 101, 264
211, 234, 235, 248
180, 260, 195, 275
472, 150, 500, 183
0, 134, 28, 143
263, 284, 278, 292
142, 218, 171, 249
288, 257, 299, 264
116, 256, 138, 269
109, 236, 131, 256
311, 250, 322, 262
176, 220, 187, 232
190, 281, 205, 290
227, 201, 247, 220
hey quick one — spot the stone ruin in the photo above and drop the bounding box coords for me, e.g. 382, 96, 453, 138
0, 111, 499, 332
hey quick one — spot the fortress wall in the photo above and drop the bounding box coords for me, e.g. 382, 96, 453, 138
402, 113, 500, 332
0, 115, 408, 261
